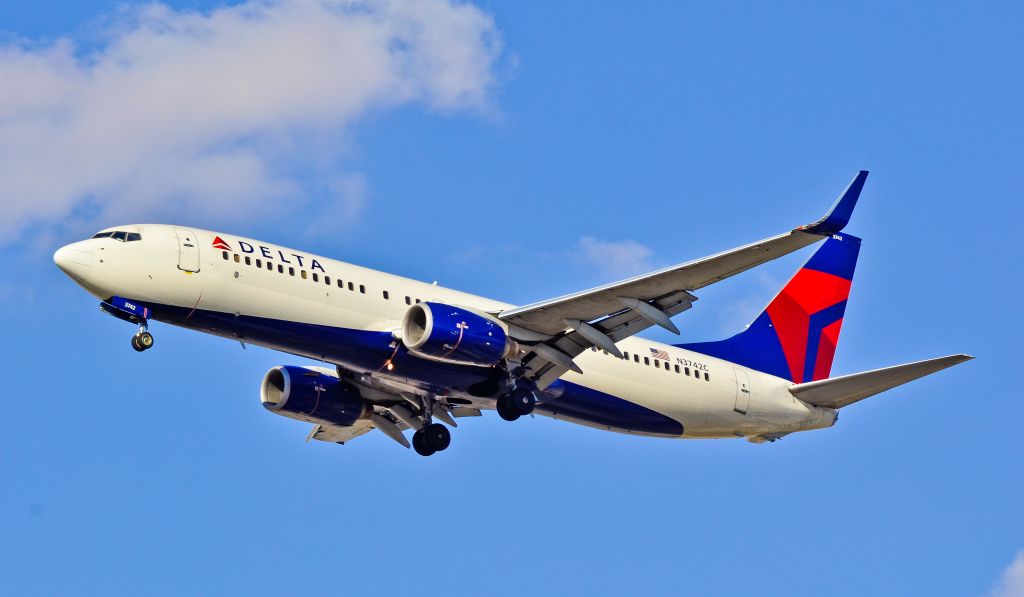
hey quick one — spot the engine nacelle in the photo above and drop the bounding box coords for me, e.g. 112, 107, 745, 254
402, 302, 514, 367
260, 366, 370, 427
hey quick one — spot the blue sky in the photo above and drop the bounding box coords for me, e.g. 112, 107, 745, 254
1, 1, 1021, 595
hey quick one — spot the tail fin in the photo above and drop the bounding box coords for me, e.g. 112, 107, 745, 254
678, 233, 861, 383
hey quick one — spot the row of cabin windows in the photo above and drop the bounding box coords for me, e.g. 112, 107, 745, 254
224, 250, 425, 304
590, 347, 711, 381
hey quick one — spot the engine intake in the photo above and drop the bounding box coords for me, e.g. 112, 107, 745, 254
260, 366, 369, 427
402, 302, 514, 367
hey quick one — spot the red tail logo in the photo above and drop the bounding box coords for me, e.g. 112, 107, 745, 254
212, 236, 231, 250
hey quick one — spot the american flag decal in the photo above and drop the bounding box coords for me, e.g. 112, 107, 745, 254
649, 348, 670, 360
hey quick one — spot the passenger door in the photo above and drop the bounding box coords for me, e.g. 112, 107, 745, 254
174, 227, 201, 273
733, 367, 751, 415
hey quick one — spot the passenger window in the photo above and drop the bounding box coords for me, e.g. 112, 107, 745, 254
664, 361, 670, 370
112, 231, 127, 241
126, 233, 141, 242
256, 259, 262, 268
301, 270, 307, 279
383, 290, 389, 300
337, 279, 343, 288
267, 262, 273, 271
623, 352, 629, 359
244, 256, 251, 266
234, 254, 240, 263
405, 296, 411, 305
415, 299, 421, 304
704, 372, 710, 381
312, 273, 318, 282
644, 357, 650, 366
693, 369, 700, 379
633, 354, 639, 363
685, 367, 690, 375
289, 267, 295, 276
278, 264, 284, 273
222, 251, 229, 260
359, 285, 365, 294
674, 364, 680, 373
325, 276, 331, 285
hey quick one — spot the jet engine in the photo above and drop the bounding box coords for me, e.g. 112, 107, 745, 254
260, 366, 370, 427
401, 302, 517, 367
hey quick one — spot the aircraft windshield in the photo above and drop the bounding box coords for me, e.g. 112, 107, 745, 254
91, 231, 142, 242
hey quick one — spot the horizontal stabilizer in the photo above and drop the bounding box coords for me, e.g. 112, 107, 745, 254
788, 354, 973, 409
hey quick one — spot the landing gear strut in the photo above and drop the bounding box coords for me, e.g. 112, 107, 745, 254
131, 323, 154, 352
412, 423, 451, 456
496, 386, 536, 422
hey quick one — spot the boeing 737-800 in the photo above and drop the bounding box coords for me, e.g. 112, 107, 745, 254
53, 172, 971, 455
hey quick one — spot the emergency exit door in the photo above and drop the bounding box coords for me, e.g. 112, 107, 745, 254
174, 228, 200, 273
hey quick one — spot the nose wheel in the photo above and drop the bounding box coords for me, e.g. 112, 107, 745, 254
131, 327, 154, 352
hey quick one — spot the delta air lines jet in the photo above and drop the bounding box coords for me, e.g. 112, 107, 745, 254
53, 172, 971, 455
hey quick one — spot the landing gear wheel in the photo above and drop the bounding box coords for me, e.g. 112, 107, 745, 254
509, 387, 536, 415
496, 394, 521, 421
412, 429, 436, 457
131, 331, 154, 352
422, 423, 451, 452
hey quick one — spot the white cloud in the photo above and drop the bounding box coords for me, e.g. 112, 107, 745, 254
577, 236, 653, 277
0, 0, 501, 242
304, 172, 367, 237
988, 551, 1024, 597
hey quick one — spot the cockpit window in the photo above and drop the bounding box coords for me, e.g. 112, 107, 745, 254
92, 230, 142, 242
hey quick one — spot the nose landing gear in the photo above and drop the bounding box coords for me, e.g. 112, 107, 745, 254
98, 299, 156, 353
131, 324, 154, 352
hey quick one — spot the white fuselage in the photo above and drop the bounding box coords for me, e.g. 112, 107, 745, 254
55, 224, 836, 440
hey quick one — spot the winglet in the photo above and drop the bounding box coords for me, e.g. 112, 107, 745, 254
802, 170, 868, 235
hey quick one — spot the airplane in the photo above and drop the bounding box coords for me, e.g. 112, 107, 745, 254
53, 171, 972, 456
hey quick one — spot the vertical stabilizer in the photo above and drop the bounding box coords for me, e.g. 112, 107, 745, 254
678, 234, 861, 383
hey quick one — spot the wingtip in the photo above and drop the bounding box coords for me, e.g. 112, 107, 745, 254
802, 170, 869, 236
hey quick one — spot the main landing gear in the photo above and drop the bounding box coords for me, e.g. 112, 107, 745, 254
406, 397, 455, 457
131, 323, 154, 352
412, 423, 451, 457
496, 386, 536, 422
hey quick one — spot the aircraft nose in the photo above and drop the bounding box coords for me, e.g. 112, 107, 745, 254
53, 241, 93, 282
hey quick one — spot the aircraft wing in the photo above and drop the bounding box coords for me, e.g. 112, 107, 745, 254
308, 420, 375, 444
307, 401, 482, 447
498, 171, 868, 389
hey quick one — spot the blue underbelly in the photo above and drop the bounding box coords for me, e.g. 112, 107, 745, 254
145, 301, 683, 437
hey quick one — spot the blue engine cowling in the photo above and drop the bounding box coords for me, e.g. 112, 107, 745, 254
260, 366, 369, 427
402, 302, 512, 367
